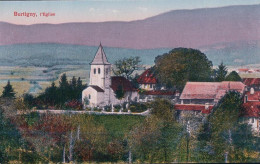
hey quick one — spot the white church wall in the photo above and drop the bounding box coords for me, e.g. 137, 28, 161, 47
82, 87, 98, 108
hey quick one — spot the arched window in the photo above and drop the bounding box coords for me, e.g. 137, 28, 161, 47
94, 68, 96, 74
106, 68, 109, 75
89, 94, 91, 99
98, 68, 101, 74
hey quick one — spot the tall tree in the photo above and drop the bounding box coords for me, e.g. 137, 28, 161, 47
154, 48, 212, 89
225, 71, 242, 81
2, 80, 15, 98
196, 91, 258, 163
113, 56, 141, 80
215, 62, 228, 82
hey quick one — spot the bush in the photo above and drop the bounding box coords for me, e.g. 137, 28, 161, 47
64, 100, 83, 110
129, 103, 147, 113
104, 105, 112, 112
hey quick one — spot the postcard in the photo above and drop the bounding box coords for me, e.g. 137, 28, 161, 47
0, 0, 259, 163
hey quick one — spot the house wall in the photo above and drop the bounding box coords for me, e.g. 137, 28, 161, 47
82, 87, 99, 108
110, 90, 139, 105
181, 99, 214, 105
246, 117, 259, 134
140, 84, 156, 91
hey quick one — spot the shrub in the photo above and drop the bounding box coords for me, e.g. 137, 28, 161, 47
64, 100, 83, 110
129, 103, 147, 113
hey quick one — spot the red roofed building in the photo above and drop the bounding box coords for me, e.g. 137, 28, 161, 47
180, 81, 245, 105
175, 104, 214, 114
137, 69, 157, 91
242, 88, 260, 134
175, 81, 245, 117
243, 78, 260, 91
238, 68, 249, 73
137, 68, 178, 102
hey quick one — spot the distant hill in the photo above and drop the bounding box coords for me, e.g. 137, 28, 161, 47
0, 43, 170, 67
0, 4, 259, 49
0, 42, 259, 67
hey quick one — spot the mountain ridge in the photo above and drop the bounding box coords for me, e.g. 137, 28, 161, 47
0, 4, 259, 49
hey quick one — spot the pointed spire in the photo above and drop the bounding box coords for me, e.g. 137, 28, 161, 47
90, 43, 111, 65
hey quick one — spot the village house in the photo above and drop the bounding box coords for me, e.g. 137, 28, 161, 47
175, 81, 246, 114
136, 68, 178, 102
82, 44, 138, 108
242, 88, 260, 134
175, 81, 246, 133
243, 78, 260, 91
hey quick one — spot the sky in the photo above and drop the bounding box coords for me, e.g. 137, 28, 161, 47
0, 0, 260, 25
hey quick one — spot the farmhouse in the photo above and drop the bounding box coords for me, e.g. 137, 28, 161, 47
242, 88, 260, 134
176, 81, 245, 114
82, 44, 138, 108
137, 68, 177, 102
243, 78, 260, 91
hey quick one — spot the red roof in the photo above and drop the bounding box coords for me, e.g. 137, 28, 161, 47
142, 90, 175, 95
175, 104, 214, 114
242, 102, 260, 117
137, 69, 157, 84
111, 76, 136, 92
238, 68, 249, 72
244, 91, 260, 101
243, 78, 260, 86
180, 81, 245, 100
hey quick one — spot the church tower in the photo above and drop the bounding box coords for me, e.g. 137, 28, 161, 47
89, 44, 111, 102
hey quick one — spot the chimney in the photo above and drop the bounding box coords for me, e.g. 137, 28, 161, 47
205, 103, 209, 110
250, 87, 255, 95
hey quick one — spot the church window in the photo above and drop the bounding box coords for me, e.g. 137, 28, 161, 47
89, 94, 91, 99
94, 68, 96, 74
98, 68, 101, 74
106, 68, 109, 75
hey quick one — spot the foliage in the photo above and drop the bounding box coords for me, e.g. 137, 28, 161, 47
129, 99, 182, 163
196, 91, 259, 163
23, 93, 35, 109
115, 85, 125, 100
37, 74, 85, 108
225, 71, 242, 81
2, 80, 15, 98
154, 48, 212, 89
65, 100, 83, 110
215, 62, 228, 82
129, 102, 147, 113
113, 56, 141, 80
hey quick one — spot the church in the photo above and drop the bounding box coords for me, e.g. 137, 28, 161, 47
82, 44, 139, 108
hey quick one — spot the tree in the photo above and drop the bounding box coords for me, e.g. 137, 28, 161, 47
129, 99, 182, 163
215, 62, 228, 82
154, 48, 212, 89
115, 85, 125, 100
113, 56, 141, 80
196, 91, 258, 163
2, 80, 15, 98
225, 71, 242, 81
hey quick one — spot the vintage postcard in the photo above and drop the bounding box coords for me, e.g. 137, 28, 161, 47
0, 0, 259, 163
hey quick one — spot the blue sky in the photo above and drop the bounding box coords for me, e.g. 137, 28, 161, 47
1, 0, 260, 24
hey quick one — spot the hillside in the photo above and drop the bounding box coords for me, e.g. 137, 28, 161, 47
0, 5, 259, 49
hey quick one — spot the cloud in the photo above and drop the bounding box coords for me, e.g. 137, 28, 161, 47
137, 7, 148, 12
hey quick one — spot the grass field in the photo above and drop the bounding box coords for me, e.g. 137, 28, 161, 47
91, 115, 145, 139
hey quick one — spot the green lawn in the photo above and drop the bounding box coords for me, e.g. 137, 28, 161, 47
91, 115, 145, 139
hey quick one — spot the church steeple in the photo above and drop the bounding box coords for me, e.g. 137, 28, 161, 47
90, 43, 110, 65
